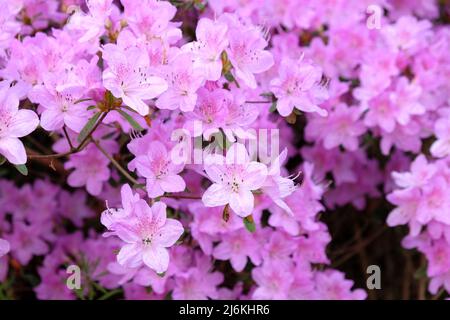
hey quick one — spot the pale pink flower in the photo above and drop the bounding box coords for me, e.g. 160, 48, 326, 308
172, 254, 223, 300
101, 184, 140, 234
66, 0, 114, 43
307, 103, 365, 151
0, 82, 39, 164
202, 143, 268, 217
65, 144, 112, 196
102, 44, 168, 116
431, 114, 450, 158
155, 52, 204, 112
261, 149, 296, 215
134, 141, 186, 198
213, 230, 261, 272
314, 270, 367, 300
270, 57, 328, 117
417, 177, 450, 225
391, 155, 437, 189
225, 19, 274, 88
183, 18, 229, 81
252, 262, 294, 300
114, 201, 184, 274
383, 15, 431, 51
29, 84, 90, 132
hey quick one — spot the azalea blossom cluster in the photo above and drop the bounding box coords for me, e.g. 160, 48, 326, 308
0, 0, 449, 300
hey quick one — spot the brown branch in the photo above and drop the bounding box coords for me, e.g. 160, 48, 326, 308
92, 139, 140, 186
161, 194, 202, 200
27, 112, 109, 160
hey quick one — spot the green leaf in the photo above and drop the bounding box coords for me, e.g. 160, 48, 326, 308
78, 112, 102, 143
15, 164, 28, 176
74, 98, 93, 105
98, 289, 122, 300
0, 155, 6, 166
269, 101, 277, 113
117, 109, 144, 132
243, 216, 256, 233
224, 72, 235, 82
414, 265, 427, 279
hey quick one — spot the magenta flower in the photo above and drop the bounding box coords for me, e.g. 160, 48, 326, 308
134, 141, 186, 198
202, 143, 268, 217
0, 238, 10, 258
6, 221, 49, 265
0, 83, 39, 164
113, 201, 184, 274
102, 43, 168, 116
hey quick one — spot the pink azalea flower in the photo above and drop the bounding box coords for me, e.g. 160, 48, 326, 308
6, 221, 49, 265
387, 188, 422, 235
261, 149, 297, 215
213, 229, 261, 272
0, 238, 10, 257
417, 177, 450, 225
113, 201, 184, 274
122, 0, 181, 44
172, 254, 223, 300
424, 239, 450, 277
391, 155, 437, 189
388, 77, 425, 126
65, 144, 112, 196
29, 84, 90, 132
431, 113, 450, 158
155, 52, 204, 112
225, 17, 274, 88
252, 262, 294, 300
270, 57, 328, 117
134, 141, 186, 198
202, 143, 268, 217
102, 43, 168, 116
183, 18, 229, 81
184, 87, 229, 138
0, 82, 39, 164
66, 0, 114, 43
383, 15, 432, 51
0, 1, 22, 57
306, 103, 366, 151
314, 270, 367, 300
101, 184, 140, 234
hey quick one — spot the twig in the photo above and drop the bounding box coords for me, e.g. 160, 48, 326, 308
402, 250, 412, 300
161, 194, 202, 200
332, 226, 388, 267
27, 112, 109, 160
245, 100, 272, 104
417, 255, 427, 300
63, 126, 75, 150
92, 139, 140, 186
